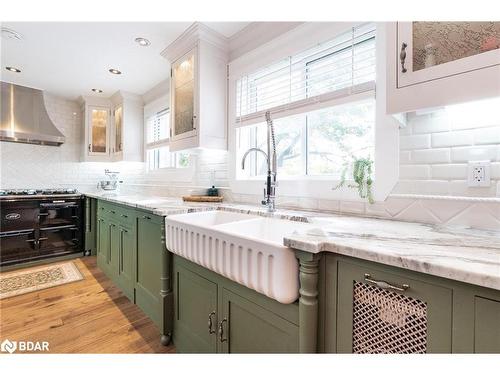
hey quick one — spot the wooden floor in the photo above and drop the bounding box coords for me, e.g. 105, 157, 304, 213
0, 256, 175, 353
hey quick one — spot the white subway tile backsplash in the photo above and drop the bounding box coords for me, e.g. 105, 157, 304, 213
492, 163, 500, 179
339, 201, 365, 215
399, 165, 430, 179
450, 145, 500, 162
399, 151, 412, 164
412, 148, 451, 164
400, 134, 431, 150
1, 91, 499, 231
449, 181, 498, 197
431, 164, 468, 180
431, 130, 473, 148
451, 113, 500, 130
474, 127, 500, 145
317, 199, 340, 212
410, 112, 451, 134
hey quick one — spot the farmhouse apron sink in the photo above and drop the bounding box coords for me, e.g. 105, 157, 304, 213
165, 211, 311, 304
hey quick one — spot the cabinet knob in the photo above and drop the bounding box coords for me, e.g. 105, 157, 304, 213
88, 144, 91, 152
218, 318, 227, 343
400, 42, 408, 73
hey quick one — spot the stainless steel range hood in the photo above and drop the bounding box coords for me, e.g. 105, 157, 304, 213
0, 82, 65, 146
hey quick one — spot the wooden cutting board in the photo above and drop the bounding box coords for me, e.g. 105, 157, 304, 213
182, 195, 223, 202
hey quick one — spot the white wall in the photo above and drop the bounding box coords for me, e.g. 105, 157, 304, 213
0, 93, 147, 190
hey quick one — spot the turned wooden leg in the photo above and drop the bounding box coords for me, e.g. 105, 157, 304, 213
160, 223, 173, 346
296, 251, 321, 353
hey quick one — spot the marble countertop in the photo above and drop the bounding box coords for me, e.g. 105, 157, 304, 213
83, 191, 216, 216
84, 191, 500, 291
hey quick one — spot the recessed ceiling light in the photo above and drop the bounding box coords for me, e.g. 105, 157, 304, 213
135, 37, 151, 47
1, 27, 23, 41
91, 88, 103, 93
108, 68, 122, 75
5, 66, 21, 73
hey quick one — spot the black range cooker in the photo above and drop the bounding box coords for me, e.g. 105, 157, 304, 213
0, 189, 84, 266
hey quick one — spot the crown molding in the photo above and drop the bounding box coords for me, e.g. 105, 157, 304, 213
161, 22, 229, 62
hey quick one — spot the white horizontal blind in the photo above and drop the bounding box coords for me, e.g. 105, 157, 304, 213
236, 23, 376, 126
146, 108, 170, 148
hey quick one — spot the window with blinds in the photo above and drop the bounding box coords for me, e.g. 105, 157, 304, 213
145, 108, 189, 170
235, 23, 377, 179
146, 108, 169, 145
235, 23, 376, 125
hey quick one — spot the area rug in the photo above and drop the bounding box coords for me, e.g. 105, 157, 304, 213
0, 261, 84, 299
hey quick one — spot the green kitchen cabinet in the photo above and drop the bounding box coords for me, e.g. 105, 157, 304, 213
94, 199, 171, 344
109, 223, 120, 278
96, 217, 110, 275
322, 254, 500, 354
473, 297, 500, 353
173, 263, 218, 353
135, 213, 164, 328
172, 255, 299, 353
333, 257, 453, 353
219, 287, 299, 353
113, 224, 135, 301
84, 197, 97, 255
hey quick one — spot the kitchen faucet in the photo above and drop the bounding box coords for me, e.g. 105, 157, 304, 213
241, 111, 277, 212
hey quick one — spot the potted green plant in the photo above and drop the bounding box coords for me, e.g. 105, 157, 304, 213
333, 156, 374, 204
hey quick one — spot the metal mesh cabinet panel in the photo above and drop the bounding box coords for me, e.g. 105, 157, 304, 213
352, 281, 428, 353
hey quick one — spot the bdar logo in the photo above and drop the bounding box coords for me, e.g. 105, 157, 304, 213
1, 339, 17, 353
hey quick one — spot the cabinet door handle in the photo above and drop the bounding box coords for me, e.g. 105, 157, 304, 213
400, 42, 408, 73
218, 318, 227, 343
142, 215, 151, 220
364, 273, 409, 292
121, 214, 128, 218
208, 311, 216, 335
119, 229, 124, 272
88, 144, 91, 152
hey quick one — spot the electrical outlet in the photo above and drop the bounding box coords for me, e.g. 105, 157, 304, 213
467, 161, 491, 187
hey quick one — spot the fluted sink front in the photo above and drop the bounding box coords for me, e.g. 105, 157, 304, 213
165, 211, 311, 304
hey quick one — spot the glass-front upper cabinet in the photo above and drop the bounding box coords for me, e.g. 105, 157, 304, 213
171, 47, 197, 140
397, 22, 500, 88
88, 106, 109, 155
113, 106, 123, 154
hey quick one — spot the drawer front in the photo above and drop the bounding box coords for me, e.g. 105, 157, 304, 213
336, 260, 453, 354
115, 206, 135, 228
97, 201, 135, 227
97, 200, 111, 218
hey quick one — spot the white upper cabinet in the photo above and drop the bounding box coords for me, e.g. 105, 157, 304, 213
387, 22, 500, 114
171, 47, 197, 141
110, 91, 143, 162
162, 22, 228, 152
81, 92, 143, 162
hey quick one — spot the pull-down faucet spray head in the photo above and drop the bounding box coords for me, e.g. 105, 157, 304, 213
241, 148, 269, 170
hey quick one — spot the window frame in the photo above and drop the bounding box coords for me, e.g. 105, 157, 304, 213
143, 95, 193, 174
227, 22, 399, 203
236, 92, 376, 181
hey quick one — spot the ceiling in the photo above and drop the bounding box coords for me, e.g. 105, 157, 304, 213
0, 22, 250, 100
